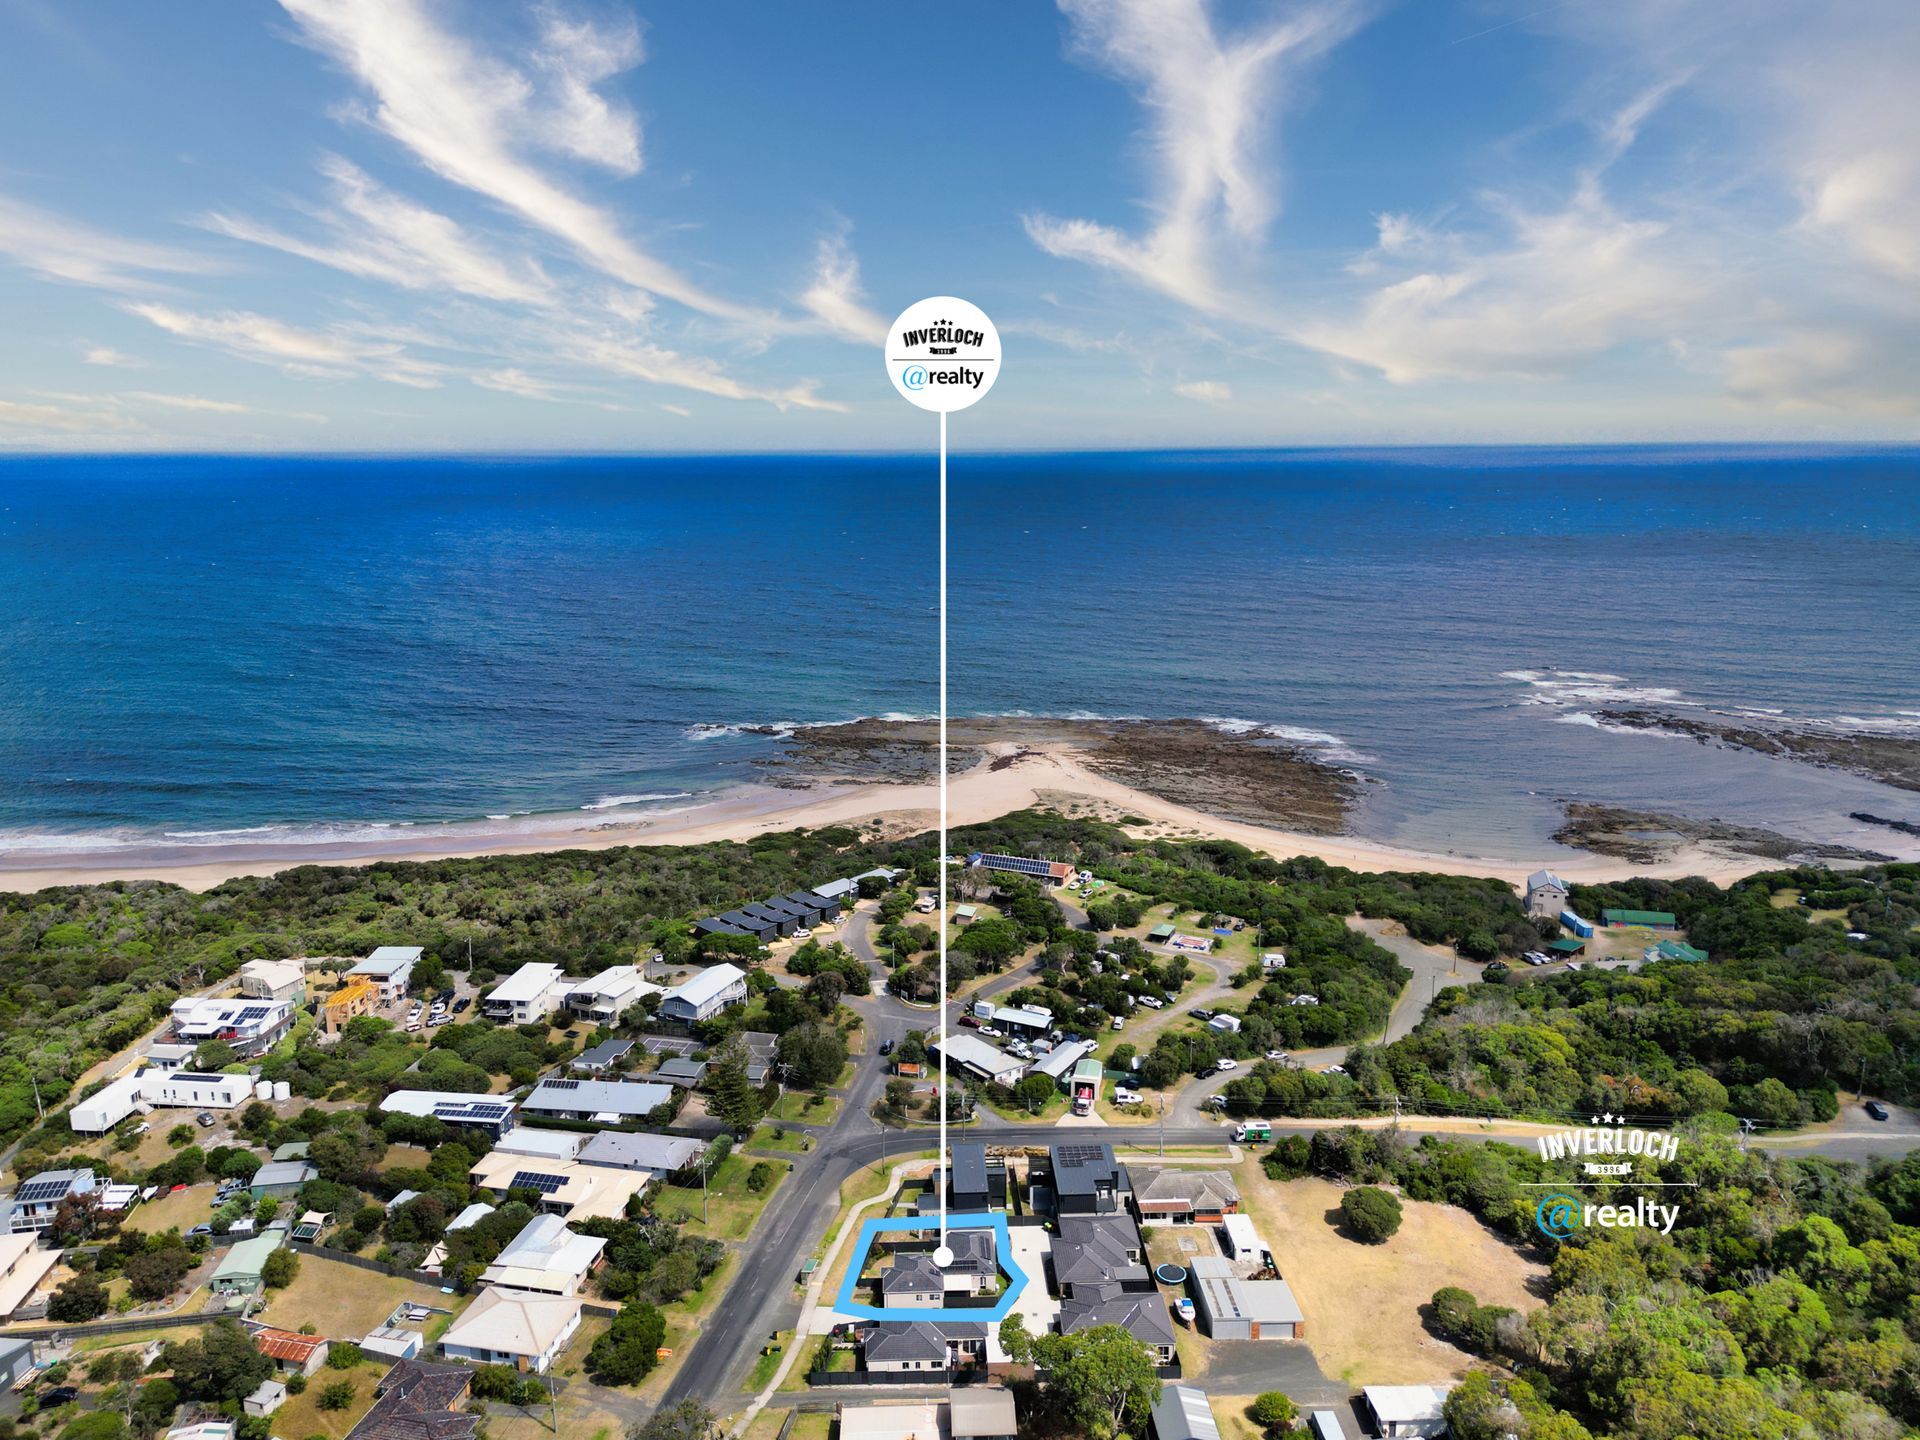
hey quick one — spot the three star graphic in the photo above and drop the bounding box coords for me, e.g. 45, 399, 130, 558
1589, 1112, 1627, 1125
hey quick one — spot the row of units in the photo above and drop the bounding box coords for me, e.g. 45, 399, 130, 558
693, 884, 847, 942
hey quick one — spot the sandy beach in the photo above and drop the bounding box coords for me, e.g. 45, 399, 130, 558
0, 739, 1784, 896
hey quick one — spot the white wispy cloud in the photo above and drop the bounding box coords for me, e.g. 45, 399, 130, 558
797, 227, 886, 345
0, 396, 143, 436
126, 301, 446, 388
82, 345, 144, 368
1025, 0, 1365, 310
471, 368, 566, 401
206, 155, 554, 304
275, 0, 761, 322
0, 192, 211, 291
1173, 378, 1232, 402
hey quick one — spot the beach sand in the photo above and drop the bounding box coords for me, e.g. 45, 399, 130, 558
0, 740, 1780, 895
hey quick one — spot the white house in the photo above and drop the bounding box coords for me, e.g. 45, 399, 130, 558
932, 1034, 1026, 1087
349, 946, 420, 1000
141, 1071, 255, 1110
69, 1075, 148, 1134
520, 1078, 674, 1125
8, 1169, 97, 1233
478, 1214, 605, 1296
378, 1091, 518, 1140
563, 966, 659, 1024
169, 996, 294, 1057
0, 1231, 59, 1317
237, 959, 306, 1003
1362, 1386, 1454, 1439
1524, 869, 1570, 921
658, 963, 748, 1024
485, 963, 570, 1025
439, 1287, 582, 1374
468, 1153, 650, 1224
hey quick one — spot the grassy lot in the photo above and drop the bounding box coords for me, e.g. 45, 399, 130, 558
377, 1144, 432, 1172
129, 1183, 217, 1235
1238, 1167, 1545, 1385
269, 1361, 383, 1440
975, 1086, 1069, 1124
744, 1328, 794, 1391
256, 1255, 461, 1338
814, 1157, 937, 1303
746, 1124, 812, 1155
650, 1155, 789, 1240
770, 1091, 840, 1124
1212, 1395, 1268, 1440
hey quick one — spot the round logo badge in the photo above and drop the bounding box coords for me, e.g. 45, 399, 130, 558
884, 296, 1000, 413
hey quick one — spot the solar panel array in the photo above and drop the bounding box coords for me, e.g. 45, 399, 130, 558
978, 853, 1056, 877
541, 1079, 580, 1091
439, 1100, 512, 1121
1056, 1144, 1111, 1167
508, 1171, 567, 1195
234, 1006, 272, 1024
16, 1177, 73, 1204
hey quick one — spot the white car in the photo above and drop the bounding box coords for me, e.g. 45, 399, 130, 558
1138, 996, 1164, 1010
1114, 1088, 1141, 1105
792, 927, 812, 940
979, 1026, 1004, 1039
1265, 1049, 1287, 1062
1524, 951, 1549, 966
1214, 1057, 1238, 1072
1321, 1064, 1347, 1076
1111, 1016, 1125, 1031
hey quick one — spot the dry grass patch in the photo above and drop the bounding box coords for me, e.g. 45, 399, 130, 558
256, 1255, 460, 1338
129, 1183, 217, 1235
270, 1363, 382, 1440
1239, 1169, 1545, 1385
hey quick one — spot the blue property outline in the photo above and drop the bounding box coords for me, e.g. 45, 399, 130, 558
832, 1211, 1030, 1322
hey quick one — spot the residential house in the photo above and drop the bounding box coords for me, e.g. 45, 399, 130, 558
0, 1232, 59, 1317
1057, 1285, 1177, 1366
237, 960, 306, 1003
0, 1338, 35, 1390
941, 1143, 1007, 1212
860, 1319, 986, 1375
968, 853, 1074, 886
210, 1229, 287, 1294
478, 1214, 605, 1296
1048, 1144, 1130, 1217
1189, 1256, 1303, 1339
349, 946, 420, 1000
493, 1130, 584, 1164
468, 1152, 650, 1223
1051, 1215, 1152, 1295
932, 1034, 1026, 1088
654, 1057, 708, 1088
1133, 1168, 1240, 1225
343, 1359, 477, 1440
658, 963, 749, 1024
1523, 869, 1569, 921
839, 1404, 944, 1440
439, 1287, 582, 1374
7, 1169, 97, 1234
519, 1077, 674, 1125
570, 1038, 636, 1074
378, 1090, 518, 1141
576, 1131, 703, 1175
563, 967, 658, 1025
881, 1253, 946, 1310
484, 964, 570, 1025
243, 1379, 287, 1418
169, 997, 293, 1058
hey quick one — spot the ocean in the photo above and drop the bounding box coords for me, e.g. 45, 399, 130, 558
1, 447, 1916, 865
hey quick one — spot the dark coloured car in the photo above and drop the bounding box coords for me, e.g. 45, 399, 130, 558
1865, 1100, 1890, 1121
878, 1039, 894, 1056
1191, 1008, 1215, 1021
40, 1388, 78, 1408
454, 995, 472, 1012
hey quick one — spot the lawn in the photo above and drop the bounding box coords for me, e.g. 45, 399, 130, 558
1238, 1167, 1546, 1385
129, 1183, 217, 1235
649, 1154, 789, 1240
744, 1329, 794, 1391
769, 1091, 840, 1124
256, 1254, 461, 1338
269, 1361, 383, 1440
746, 1124, 812, 1155
377, 1144, 432, 1172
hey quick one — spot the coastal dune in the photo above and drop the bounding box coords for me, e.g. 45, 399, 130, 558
0, 719, 1785, 894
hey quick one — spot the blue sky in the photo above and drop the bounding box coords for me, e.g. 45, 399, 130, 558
1, 0, 1915, 450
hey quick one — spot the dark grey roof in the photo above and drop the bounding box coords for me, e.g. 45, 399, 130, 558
693, 918, 748, 936
1053, 1215, 1148, 1290
655, 1058, 708, 1086
1134, 1168, 1240, 1210
950, 1142, 989, 1197
573, 1038, 635, 1069
882, 1253, 945, 1297
1050, 1143, 1122, 1197
1059, 1288, 1177, 1349
717, 910, 774, 933
947, 1228, 997, 1278
577, 1131, 703, 1173
862, 1320, 986, 1365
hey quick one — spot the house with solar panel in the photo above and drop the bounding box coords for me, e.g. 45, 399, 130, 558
478, 1214, 605, 1296
467, 1150, 651, 1223
1045, 1144, 1132, 1217
967, 852, 1076, 887
168, 995, 295, 1058
379, 1090, 519, 1141
7, 1169, 96, 1234
520, 1076, 676, 1124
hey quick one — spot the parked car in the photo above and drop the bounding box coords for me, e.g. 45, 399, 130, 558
1139, 996, 1164, 1010
1265, 1049, 1288, 1062
1191, 1007, 1215, 1021
187, 1224, 213, 1238
958, 1015, 981, 1028
979, 1026, 1004, 1039
195, 1111, 215, 1128
1866, 1100, 1890, 1121
1214, 1057, 1238, 1072
1163, 991, 1180, 1003
453, 995, 472, 1013
1113, 1087, 1142, 1105
1321, 1064, 1347, 1076
1111, 1016, 1125, 1031
39, 1388, 77, 1408
792, 927, 812, 940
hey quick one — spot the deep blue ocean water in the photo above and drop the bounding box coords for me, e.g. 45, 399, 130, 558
1, 447, 1916, 862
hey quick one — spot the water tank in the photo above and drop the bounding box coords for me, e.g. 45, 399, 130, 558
255, 1080, 274, 1100
273, 1081, 291, 1101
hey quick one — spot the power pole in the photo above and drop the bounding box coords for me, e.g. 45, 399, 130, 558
1157, 1094, 1165, 1156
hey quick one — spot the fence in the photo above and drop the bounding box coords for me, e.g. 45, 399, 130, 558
0, 1309, 214, 1341
289, 1240, 440, 1285
805, 1368, 994, 1389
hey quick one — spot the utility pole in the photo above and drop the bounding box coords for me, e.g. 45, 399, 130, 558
1157, 1094, 1166, 1156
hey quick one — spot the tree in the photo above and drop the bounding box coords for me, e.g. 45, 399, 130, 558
165, 1321, 274, 1403
261, 1246, 299, 1290
1249, 1392, 1298, 1433
125, 1248, 194, 1301
706, 1039, 764, 1135
47, 1273, 108, 1322
1014, 1074, 1057, 1112
325, 1341, 364, 1370
316, 1381, 357, 1412
1029, 1325, 1161, 1438
1338, 1186, 1403, 1243
628, 1400, 720, 1440
130, 1377, 180, 1436
57, 1416, 127, 1440
777, 1022, 848, 1090
997, 1313, 1034, 1365
586, 1301, 668, 1385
